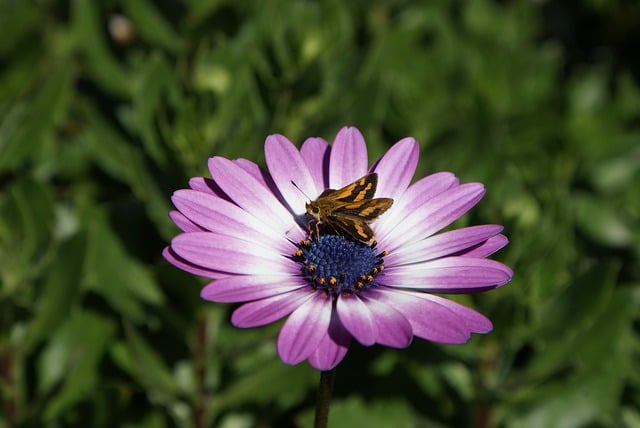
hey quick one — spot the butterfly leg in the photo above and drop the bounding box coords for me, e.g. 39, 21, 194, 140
307, 218, 321, 240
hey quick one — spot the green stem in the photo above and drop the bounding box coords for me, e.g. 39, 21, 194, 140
314, 368, 336, 428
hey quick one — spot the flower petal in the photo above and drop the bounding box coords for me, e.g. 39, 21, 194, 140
371, 288, 472, 343
232, 158, 267, 183
460, 234, 509, 258
419, 293, 493, 334
171, 189, 292, 252
189, 177, 227, 199
379, 183, 485, 250
169, 210, 205, 232
387, 225, 504, 266
370, 137, 419, 198
232, 158, 288, 204
171, 232, 294, 275
329, 126, 369, 188
201, 275, 307, 303
361, 297, 413, 348
277, 292, 333, 365
380, 257, 513, 292
162, 246, 228, 279
208, 157, 294, 233
375, 172, 459, 238
336, 294, 377, 346
300, 137, 330, 190
308, 310, 352, 370
231, 289, 315, 327
265, 134, 318, 214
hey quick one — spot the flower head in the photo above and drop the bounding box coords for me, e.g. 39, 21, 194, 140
164, 127, 512, 370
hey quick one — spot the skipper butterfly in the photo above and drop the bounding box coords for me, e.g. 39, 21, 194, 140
304, 173, 393, 244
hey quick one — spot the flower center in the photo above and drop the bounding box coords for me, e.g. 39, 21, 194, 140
293, 234, 387, 298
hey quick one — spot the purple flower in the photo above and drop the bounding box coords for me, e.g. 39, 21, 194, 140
164, 127, 512, 370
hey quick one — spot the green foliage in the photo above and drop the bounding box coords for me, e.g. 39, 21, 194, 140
1, 0, 639, 426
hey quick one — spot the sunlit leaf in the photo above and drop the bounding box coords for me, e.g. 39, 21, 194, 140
39, 310, 116, 422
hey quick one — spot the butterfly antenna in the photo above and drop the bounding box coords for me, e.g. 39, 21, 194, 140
290, 180, 312, 200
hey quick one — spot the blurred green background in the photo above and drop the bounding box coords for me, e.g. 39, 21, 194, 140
1, 0, 639, 427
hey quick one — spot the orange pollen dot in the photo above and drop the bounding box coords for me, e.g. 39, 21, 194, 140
329, 277, 337, 286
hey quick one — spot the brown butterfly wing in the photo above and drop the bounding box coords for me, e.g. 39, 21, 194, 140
334, 198, 393, 221
318, 173, 378, 203
327, 198, 393, 242
326, 214, 376, 243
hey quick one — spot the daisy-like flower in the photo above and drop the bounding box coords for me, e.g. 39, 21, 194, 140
164, 127, 512, 371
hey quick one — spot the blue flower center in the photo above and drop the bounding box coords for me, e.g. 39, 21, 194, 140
293, 234, 387, 297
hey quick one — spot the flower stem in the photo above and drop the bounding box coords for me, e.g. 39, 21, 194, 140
314, 368, 336, 428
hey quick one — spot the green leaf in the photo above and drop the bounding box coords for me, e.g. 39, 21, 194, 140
574, 191, 635, 248
112, 322, 181, 404
217, 360, 315, 410
39, 310, 116, 421
84, 209, 164, 322
71, 0, 131, 97
0, 178, 56, 296
80, 101, 175, 239
0, 1, 41, 56
297, 396, 420, 428
502, 288, 636, 427
0, 62, 73, 170
524, 261, 619, 378
506, 369, 622, 428
123, 0, 183, 52
127, 52, 175, 166
23, 233, 85, 353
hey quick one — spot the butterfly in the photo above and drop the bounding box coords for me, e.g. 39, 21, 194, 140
304, 173, 393, 244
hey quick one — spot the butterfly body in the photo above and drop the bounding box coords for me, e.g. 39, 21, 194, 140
305, 173, 393, 243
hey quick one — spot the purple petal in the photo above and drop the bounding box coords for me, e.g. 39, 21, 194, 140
232, 158, 267, 183
329, 127, 369, 188
171, 232, 294, 275
208, 157, 294, 233
162, 246, 228, 279
380, 257, 513, 292
169, 210, 205, 232
277, 292, 333, 365
370, 137, 419, 198
189, 177, 227, 199
361, 297, 413, 348
336, 294, 377, 346
200, 275, 307, 303
231, 288, 315, 327
171, 189, 294, 252
300, 137, 330, 190
379, 183, 486, 250
375, 172, 459, 238
308, 310, 352, 370
419, 293, 493, 333
232, 158, 288, 203
370, 288, 472, 343
386, 225, 504, 266
460, 234, 509, 257
265, 134, 318, 214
